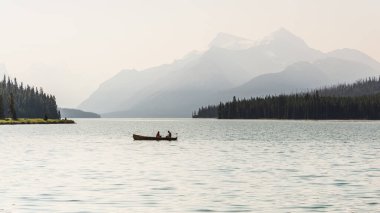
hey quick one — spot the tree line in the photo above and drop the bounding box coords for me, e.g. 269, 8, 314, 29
0, 76, 61, 119
318, 76, 380, 97
193, 77, 380, 119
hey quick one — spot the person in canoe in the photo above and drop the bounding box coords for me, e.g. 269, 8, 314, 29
156, 131, 161, 138
166, 131, 172, 138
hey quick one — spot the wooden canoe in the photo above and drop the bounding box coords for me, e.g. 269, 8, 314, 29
133, 134, 177, 141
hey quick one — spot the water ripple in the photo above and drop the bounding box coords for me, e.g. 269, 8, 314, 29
0, 119, 379, 212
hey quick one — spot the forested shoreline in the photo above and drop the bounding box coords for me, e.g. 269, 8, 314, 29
0, 76, 61, 120
193, 77, 380, 120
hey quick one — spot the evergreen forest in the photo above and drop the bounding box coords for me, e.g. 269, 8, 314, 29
193, 77, 380, 120
0, 76, 61, 119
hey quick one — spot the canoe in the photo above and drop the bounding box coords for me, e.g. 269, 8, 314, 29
133, 134, 177, 141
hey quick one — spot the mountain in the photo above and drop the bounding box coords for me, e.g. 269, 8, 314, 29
327, 48, 380, 71
78, 51, 201, 113
226, 57, 378, 100
224, 61, 329, 99
205, 28, 324, 79
314, 57, 378, 83
78, 28, 380, 117
102, 49, 247, 117
60, 108, 100, 118
78, 68, 164, 113
209, 33, 255, 50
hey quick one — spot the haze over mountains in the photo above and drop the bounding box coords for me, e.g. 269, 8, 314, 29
78, 29, 380, 117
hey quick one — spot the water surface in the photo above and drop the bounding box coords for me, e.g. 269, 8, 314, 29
0, 119, 379, 212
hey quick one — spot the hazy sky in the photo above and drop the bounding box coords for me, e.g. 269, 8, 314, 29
0, 0, 379, 107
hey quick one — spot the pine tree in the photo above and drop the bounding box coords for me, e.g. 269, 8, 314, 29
9, 93, 17, 120
0, 94, 4, 119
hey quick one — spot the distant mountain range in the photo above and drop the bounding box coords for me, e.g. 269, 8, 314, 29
78, 28, 380, 117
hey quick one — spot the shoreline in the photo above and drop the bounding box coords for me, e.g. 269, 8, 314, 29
0, 118, 75, 125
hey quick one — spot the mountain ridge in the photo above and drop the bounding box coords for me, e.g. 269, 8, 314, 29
78, 29, 380, 117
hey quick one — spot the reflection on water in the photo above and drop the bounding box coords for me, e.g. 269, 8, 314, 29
0, 119, 379, 212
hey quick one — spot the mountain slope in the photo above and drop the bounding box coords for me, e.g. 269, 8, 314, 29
224, 62, 328, 99
226, 57, 379, 100
105, 50, 249, 117
60, 108, 100, 118
328, 48, 380, 71
78, 51, 201, 113
314, 57, 378, 83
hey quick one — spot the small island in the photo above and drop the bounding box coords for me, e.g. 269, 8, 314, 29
0, 76, 75, 125
0, 118, 75, 125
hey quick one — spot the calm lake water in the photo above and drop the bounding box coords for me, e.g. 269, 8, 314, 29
0, 119, 379, 212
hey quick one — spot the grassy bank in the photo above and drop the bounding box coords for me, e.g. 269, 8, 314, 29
0, 118, 75, 125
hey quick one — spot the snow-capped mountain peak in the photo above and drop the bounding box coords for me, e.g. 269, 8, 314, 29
258, 28, 308, 47
209, 32, 255, 50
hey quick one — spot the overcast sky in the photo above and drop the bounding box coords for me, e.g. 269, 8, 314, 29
0, 0, 379, 107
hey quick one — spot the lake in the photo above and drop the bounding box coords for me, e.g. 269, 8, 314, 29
0, 119, 379, 212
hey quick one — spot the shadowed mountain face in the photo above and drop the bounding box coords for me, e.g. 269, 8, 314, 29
78, 29, 380, 117
224, 62, 329, 99
223, 58, 378, 101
